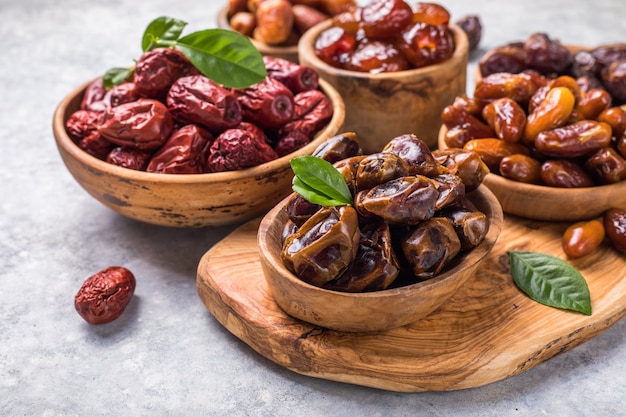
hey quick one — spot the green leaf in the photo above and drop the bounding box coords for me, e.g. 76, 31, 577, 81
290, 156, 353, 207
509, 251, 592, 315
141, 16, 187, 52
174, 29, 267, 88
102, 66, 135, 89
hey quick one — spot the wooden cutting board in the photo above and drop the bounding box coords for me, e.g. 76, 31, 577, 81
196, 215, 626, 392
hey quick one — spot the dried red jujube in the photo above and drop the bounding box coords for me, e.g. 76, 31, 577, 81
134, 47, 199, 99
147, 124, 213, 174
207, 128, 278, 172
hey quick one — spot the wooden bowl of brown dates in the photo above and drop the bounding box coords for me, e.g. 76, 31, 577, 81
297, 0, 470, 154
53, 50, 345, 228
257, 132, 503, 332
438, 65, 626, 222
218, 0, 358, 63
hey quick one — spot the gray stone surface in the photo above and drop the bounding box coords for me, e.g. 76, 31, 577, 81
1, 0, 625, 416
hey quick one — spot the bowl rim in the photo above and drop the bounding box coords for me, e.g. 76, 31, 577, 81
258, 184, 503, 300
437, 124, 626, 196
297, 19, 469, 81
217, 6, 299, 55
53, 77, 345, 185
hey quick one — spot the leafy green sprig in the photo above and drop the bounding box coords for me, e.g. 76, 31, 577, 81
290, 156, 353, 207
103, 16, 267, 89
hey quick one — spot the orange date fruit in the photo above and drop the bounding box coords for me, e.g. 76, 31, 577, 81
254, 0, 294, 45
462, 138, 529, 172
562, 219, 605, 259
524, 86, 575, 142
576, 88, 612, 120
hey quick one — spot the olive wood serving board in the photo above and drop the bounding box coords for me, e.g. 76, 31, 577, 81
196, 215, 626, 392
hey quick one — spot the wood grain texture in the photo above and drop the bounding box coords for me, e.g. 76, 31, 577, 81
196, 215, 626, 392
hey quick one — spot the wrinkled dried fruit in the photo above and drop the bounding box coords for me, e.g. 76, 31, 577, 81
207, 128, 278, 172
74, 266, 136, 325
236, 77, 294, 129
147, 124, 213, 174
106, 147, 152, 171
134, 48, 199, 100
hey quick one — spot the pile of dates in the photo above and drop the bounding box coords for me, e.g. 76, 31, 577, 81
313, 0, 480, 73
226, 0, 356, 46
65, 50, 333, 173
280, 132, 491, 292
441, 70, 626, 187
479, 34, 626, 105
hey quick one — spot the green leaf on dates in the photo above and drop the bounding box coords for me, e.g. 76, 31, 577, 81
174, 29, 266, 89
290, 156, 353, 207
103, 67, 135, 89
509, 251, 592, 315
104, 17, 266, 89
142, 16, 187, 52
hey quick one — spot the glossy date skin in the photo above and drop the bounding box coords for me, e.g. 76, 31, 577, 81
74, 266, 136, 325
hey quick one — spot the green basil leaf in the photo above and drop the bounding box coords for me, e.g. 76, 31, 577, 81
290, 156, 353, 207
509, 251, 592, 315
102, 67, 135, 89
175, 29, 267, 88
142, 16, 187, 52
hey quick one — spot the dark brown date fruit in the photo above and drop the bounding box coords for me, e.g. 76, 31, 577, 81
106, 147, 152, 171
74, 266, 136, 325
479, 42, 527, 77
282, 206, 360, 286
333, 155, 367, 195
562, 219, 605, 259
360, 0, 413, 40
324, 219, 400, 292
207, 128, 278, 172
540, 159, 594, 188
98, 99, 174, 150
534, 120, 612, 158
570, 50, 600, 79
481, 98, 527, 143
590, 44, 626, 68
401, 217, 461, 278
134, 48, 199, 100
312, 131, 362, 163
455, 15, 481, 51
355, 152, 410, 190
167, 75, 242, 132
285, 192, 321, 227
263, 56, 319, 93
440, 205, 489, 251
343, 40, 410, 73
433, 173, 465, 210
381, 133, 439, 177
499, 154, 542, 184
432, 148, 489, 191
147, 124, 213, 174
523, 32, 572, 75
584, 147, 626, 184
604, 208, 626, 254
355, 175, 439, 224
601, 59, 626, 103
396, 22, 455, 68
236, 77, 295, 129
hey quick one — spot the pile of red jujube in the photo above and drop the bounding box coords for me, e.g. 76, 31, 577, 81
313, 0, 481, 73
65, 49, 333, 174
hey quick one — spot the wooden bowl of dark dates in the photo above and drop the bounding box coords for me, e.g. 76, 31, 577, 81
53, 51, 345, 228
438, 64, 626, 221
297, 0, 470, 154
257, 132, 503, 332
218, 0, 358, 63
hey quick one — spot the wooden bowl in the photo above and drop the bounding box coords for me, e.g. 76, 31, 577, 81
298, 20, 469, 154
437, 126, 626, 221
52, 79, 345, 228
257, 186, 503, 332
217, 7, 299, 63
